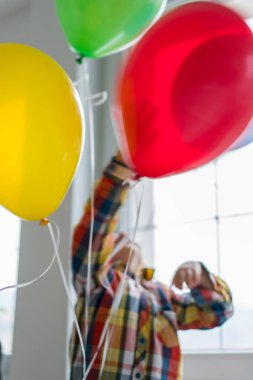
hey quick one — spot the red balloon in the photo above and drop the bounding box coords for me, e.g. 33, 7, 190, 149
114, 1, 253, 178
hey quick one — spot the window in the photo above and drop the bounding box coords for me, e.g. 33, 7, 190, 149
0, 208, 20, 355
153, 143, 253, 351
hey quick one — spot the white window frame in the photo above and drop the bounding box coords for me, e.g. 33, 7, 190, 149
183, 352, 253, 380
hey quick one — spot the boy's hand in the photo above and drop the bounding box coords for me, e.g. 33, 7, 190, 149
172, 261, 214, 290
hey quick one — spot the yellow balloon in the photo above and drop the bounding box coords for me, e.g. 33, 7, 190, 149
0, 43, 84, 221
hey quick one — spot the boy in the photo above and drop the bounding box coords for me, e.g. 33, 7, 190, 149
70, 154, 233, 380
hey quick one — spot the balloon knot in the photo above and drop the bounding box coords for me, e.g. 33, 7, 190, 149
40, 218, 50, 227
76, 54, 85, 64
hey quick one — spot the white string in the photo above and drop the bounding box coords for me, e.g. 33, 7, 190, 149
92, 91, 108, 107
74, 74, 108, 107
103, 235, 131, 267
47, 221, 86, 380
73, 58, 105, 378
0, 222, 60, 293
99, 324, 114, 380
99, 181, 144, 378
99, 235, 130, 295
213, 161, 224, 350
86, 180, 144, 377
80, 59, 96, 362
84, 316, 110, 376
80, 91, 107, 107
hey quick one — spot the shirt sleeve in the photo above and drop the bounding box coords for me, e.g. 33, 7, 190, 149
71, 156, 135, 296
171, 271, 233, 330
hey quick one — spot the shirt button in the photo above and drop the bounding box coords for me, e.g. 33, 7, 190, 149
139, 337, 145, 344
135, 372, 142, 379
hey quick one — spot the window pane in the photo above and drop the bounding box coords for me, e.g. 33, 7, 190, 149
153, 163, 216, 224
179, 329, 220, 351
219, 216, 253, 350
217, 144, 253, 216
154, 220, 218, 284
0, 207, 20, 354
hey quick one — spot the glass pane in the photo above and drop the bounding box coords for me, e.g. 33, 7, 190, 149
153, 163, 216, 224
217, 144, 253, 216
0, 207, 20, 354
179, 329, 220, 351
219, 216, 253, 350
154, 220, 218, 284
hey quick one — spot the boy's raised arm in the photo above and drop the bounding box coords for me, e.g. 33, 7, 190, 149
71, 154, 135, 295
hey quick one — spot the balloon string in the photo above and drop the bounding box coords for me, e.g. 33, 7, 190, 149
91, 91, 108, 106
102, 235, 130, 268
86, 181, 144, 377
100, 181, 144, 377
99, 326, 112, 380
47, 221, 87, 380
0, 221, 60, 293
74, 57, 104, 378
74, 87, 108, 107
74, 72, 108, 107
91, 91, 108, 107
0, 219, 87, 378
81, 59, 96, 354
99, 235, 130, 295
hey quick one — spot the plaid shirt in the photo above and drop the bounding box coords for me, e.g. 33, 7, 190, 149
70, 157, 233, 380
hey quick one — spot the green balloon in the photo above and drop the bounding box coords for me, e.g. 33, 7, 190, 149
55, 0, 167, 58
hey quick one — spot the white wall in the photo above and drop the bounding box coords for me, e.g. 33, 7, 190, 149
0, 1, 30, 42
0, 1, 77, 379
